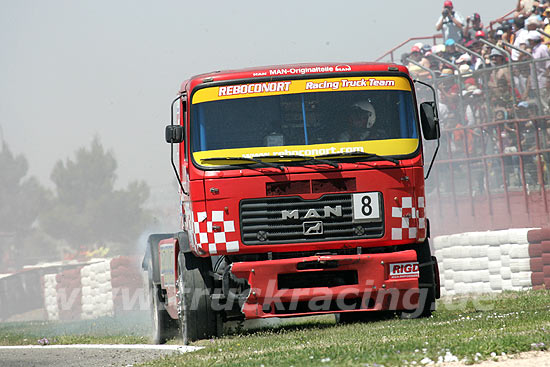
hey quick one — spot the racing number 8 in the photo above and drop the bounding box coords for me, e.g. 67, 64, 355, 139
353, 192, 380, 222
361, 195, 372, 216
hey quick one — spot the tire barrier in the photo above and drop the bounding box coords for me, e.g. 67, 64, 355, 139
24, 228, 550, 320
80, 260, 113, 320
37, 256, 144, 321
527, 229, 550, 290
110, 256, 144, 315
434, 228, 550, 296
43, 274, 59, 321
56, 267, 83, 321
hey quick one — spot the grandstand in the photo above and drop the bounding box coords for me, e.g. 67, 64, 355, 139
377, 4, 550, 235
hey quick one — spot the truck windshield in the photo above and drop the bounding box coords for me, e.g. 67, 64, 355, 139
190, 76, 419, 167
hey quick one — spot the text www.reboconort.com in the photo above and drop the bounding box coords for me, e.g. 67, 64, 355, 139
241, 146, 365, 158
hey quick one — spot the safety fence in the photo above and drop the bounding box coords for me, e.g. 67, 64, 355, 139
407, 50, 550, 234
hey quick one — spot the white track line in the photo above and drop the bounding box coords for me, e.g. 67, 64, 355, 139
0, 344, 203, 353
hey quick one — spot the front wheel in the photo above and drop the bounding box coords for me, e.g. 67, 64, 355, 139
399, 240, 437, 319
177, 253, 222, 344
149, 280, 178, 343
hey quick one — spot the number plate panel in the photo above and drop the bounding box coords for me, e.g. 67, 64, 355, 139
352, 192, 382, 222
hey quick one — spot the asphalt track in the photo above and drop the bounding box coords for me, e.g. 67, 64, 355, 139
0, 344, 202, 367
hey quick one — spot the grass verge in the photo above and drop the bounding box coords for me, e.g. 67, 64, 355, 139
0, 311, 151, 346
139, 290, 550, 366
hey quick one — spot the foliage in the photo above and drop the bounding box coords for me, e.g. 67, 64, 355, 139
0, 141, 53, 268
0, 141, 50, 234
40, 137, 153, 251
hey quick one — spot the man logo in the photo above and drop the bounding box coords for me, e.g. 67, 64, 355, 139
282, 205, 342, 220
303, 221, 323, 235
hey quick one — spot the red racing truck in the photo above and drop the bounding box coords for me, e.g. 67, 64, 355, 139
143, 62, 441, 344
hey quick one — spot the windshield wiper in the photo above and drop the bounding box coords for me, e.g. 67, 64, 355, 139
253, 154, 339, 168
316, 151, 399, 165
200, 156, 285, 171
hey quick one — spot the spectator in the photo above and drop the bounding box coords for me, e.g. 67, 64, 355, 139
512, 16, 531, 60
429, 44, 446, 71
443, 38, 462, 63
528, 31, 550, 109
438, 68, 460, 119
542, 8, 550, 45
516, 0, 541, 17
514, 51, 534, 103
501, 23, 514, 44
436, 1, 465, 43
464, 13, 488, 42
456, 53, 472, 67
466, 39, 485, 70
475, 30, 487, 40
407, 46, 428, 78
488, 48, 516, 116
420, 44, 434, 69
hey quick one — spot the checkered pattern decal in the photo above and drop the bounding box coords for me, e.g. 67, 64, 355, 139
193, 211, 239, 255
391, 196, 426, 241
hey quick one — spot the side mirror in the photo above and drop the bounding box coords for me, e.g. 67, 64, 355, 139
165, 125, 184, 144
420, 102, 440, 140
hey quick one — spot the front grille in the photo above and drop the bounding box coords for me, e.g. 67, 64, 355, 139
240, 194, 384, 245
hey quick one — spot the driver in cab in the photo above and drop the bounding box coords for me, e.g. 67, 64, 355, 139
338, 101, 382, 142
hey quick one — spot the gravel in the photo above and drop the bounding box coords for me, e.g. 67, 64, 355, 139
0, 344, 202, 367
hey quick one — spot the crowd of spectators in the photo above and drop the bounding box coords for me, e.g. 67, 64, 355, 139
407, 1, 550, 192
404, 0, 550, 123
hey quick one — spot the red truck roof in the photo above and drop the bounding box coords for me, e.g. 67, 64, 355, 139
180, 62, 409, 93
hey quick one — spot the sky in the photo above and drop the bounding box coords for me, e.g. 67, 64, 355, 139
0, 0, 511, 214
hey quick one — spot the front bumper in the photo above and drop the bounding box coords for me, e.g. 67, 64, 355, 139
231, 250, 422, 319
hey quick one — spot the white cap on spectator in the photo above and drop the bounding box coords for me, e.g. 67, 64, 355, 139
528, 30, 542, 41
432, 44, 445, 54
456, 53, 472, 64
414, 42, 424, 49
526, 15, 541, 27
458, 64, 472, 74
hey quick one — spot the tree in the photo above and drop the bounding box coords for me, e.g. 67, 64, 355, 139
0, 141, 52, 269
40, 137, 153, 251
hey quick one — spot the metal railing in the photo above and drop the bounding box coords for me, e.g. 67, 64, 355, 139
413, 50, 550, 234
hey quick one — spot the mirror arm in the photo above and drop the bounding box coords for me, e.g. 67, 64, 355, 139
170, 93, 188, 196
424, 137, 439, 180
414, 79, 440, 180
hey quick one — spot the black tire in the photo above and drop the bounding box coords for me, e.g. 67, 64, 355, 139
177, 253, 222, 344
400, 240, 437, 319
148, 255, 178, 344
150, 283, 178, 344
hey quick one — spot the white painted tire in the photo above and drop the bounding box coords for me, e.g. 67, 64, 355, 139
498, 231, 510, 245
510, 259, 531, 273
489, 261, 502, 275
509, 244, 530, 259
486, 232, 501, 246
507, 228, 530, 244
487, 247, 501, 261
